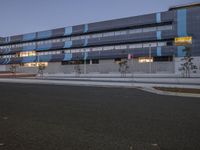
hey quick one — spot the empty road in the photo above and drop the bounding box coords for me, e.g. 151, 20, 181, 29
0, 83, 199, 150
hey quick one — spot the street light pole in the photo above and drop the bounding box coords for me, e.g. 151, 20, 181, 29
131, 53, 135, 86
84, 59, 86, 74
149, 44, 152, 74
84, 50, 86, 75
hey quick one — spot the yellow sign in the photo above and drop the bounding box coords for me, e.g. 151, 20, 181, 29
175, 36, 192, 46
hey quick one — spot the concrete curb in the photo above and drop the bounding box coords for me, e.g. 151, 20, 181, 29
0, 78, 200, 98
140, 87, 200, 98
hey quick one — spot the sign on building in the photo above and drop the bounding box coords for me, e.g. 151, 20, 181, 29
175, 36, 192, 46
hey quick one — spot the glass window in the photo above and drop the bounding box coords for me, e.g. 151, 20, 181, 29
143, 42, 157, 48
103, 46, 113, 51
71, 49, 76, 53
103, 32, 115, 37
134, 44, 143, 48
85, 35, 90, 39
114, 45, 127, 50
65, 50, 71, 53
92, 34, 102, 38
62, 38, 67, 42
138, 57, 153, 63
114, 31, 127, 36
84, 48, 90, 52
143, 43, 150, 48
71, 36, 80, 40
115, 46, 121, 49
129, 28, 143, 34
120, 31, 127, 35
157, 25, 172, 31
157, 42, 167, 47
92, 47, 102, 51
143, 27, 157, 32
120, 45, 127, 49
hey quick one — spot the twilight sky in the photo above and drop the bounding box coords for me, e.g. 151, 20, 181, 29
0, 0, 199, 37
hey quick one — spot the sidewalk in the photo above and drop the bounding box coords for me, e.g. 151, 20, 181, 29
43, 73, 200, 78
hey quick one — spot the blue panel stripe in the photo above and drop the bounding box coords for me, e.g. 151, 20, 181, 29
37, 30, 52, 39
22, 56, 37, 63
157, 47, 162, 56
84, 24, 88, 33
63, 53, 72, 61
23, 33, 36, 41
177, 9, 187, 37
156, 31, 161, 40
64, 27, 72, 35
23, 45, 36, 51
64, 41, 72, 48
177, 46, 186, 57
84, 39, 88, 46
37, 44, 52, 51
156, 13, 161, 23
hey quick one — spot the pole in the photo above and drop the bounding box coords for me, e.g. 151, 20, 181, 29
84, 59, 86, 74
149, 44, 152, 74
131, 55, 134, 85
84, 50, 86, 75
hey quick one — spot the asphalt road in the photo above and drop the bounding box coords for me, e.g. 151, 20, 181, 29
0, 83, 199, 150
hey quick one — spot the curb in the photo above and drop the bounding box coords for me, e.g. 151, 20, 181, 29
0, 78, 200, 98
140, 87, 200, 98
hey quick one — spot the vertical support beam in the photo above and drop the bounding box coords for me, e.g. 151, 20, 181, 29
84, 24, 88, 33
157, 47, 162, 56
156, 13, 161, 23
64, 26, 73, 36
156, 31, 161, 40
177, 9, 187, 37
177, 9, 187, 57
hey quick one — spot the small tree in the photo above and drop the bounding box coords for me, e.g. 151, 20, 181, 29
118, 60, 129, 77
38, 63, 46, 78
179, 46, 197, 78
9, 64, 18, 78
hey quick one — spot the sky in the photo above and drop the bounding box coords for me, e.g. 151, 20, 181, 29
0, 0, 199, 37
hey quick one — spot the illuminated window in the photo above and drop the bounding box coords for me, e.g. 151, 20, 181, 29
19, 51, 36, 57
23, 62, 48, 67
138, 57, 153, 63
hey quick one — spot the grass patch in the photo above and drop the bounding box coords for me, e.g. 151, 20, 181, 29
154, 87, 200, 94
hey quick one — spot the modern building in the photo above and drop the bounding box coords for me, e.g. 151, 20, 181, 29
0, 2, 200, 75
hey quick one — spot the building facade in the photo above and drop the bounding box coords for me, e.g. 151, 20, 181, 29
0, 3, 200, 75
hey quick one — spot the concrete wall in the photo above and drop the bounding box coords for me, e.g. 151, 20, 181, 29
175, 56, 200, 75
13, 59, 175, 74
0, 65, 6, 71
